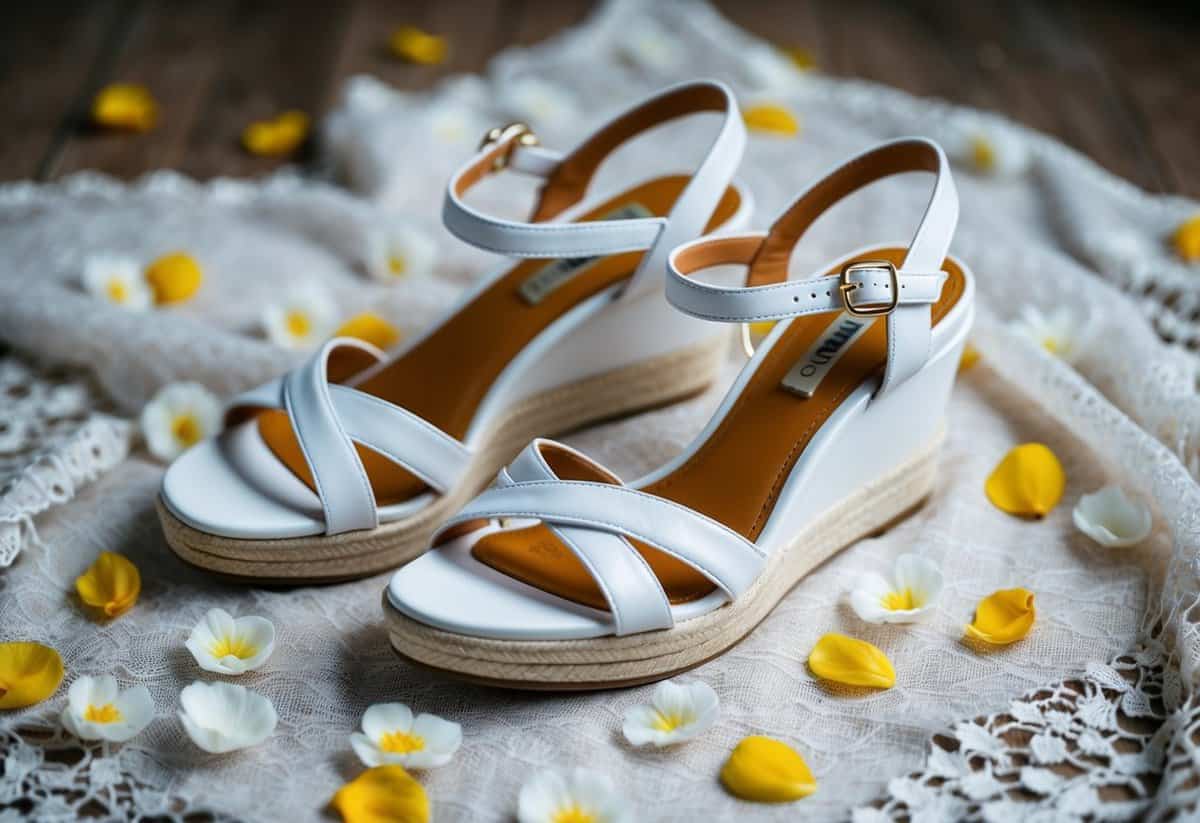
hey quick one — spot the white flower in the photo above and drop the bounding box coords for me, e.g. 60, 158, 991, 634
1073, 486, 1152, 548
185, 608, 275, 675
366, 223, 436, 282
848, 553, 943, 624
619, 21, 681, 71
61, 675, 154, 743
947, 115, 1030, 178
621, 680, 719, 747
518, 768, 631, 823
500, 77, 578, 129
426, 102, 484, 145
82, 255, 152, 310
140, 381, 222, 462
741, 44, 803, 91
178, 681, 276, 753
349, 703, 462, 769
1010, 304, 1086, 363
261, 284, 337, 349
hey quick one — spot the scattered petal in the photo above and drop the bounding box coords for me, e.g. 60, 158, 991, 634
336, 313, 403, 351
965, 588, 1036, 645
743, 103, 801, 136
720, 736, 816, 802
91, 84, 158, 132
848, 554, 943, 624
1073, 486, 1152, 548
140, 382, 222, 462
518, 767, 630, 823
144, 252, 203, 304
349, 703, 462, 769
261, 284, 338, 349
389, 26, 447, 65
947, 115, 1030, 177
1010, 305, 1085, 363
985, 443, 1065, 518
959, 343, 980, 371
622, 679, 719, 747
82, 255, 152, 310
185, 608, 276, 675
0, 642, 64, 709
808, 634, 896, 688
178, 681, 276, 753
367, 224, 436, 282
76, 552, 141, 619
61, 675, 154, 742
332, 765, 430, 823
1172, 214, 1200, 263
242, 110, 310, 157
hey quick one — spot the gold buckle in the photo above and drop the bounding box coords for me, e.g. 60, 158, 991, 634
839, 260, 899, 318
478, 122, 539, 172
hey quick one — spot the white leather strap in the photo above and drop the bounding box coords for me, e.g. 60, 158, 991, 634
441, 80, 745, 292
666, 138, 958, 394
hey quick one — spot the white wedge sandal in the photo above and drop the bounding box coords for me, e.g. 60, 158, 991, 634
383, 138, 975, 689
157, 80, 752, 582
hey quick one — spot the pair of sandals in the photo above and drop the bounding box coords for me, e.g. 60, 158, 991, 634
158, 81, 974, 690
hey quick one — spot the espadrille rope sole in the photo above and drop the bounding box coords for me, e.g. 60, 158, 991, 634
158, 336, 727, 583
383, 432, 941, 689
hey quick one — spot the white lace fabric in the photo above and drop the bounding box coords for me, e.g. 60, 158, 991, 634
2, 1, 1200, 820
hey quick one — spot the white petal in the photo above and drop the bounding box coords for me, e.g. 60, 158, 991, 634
847, 572, 896, 624
622, 679, 718, 747
568, 768, 629, 823
410, 713, 463, 764
518, 770, 570, 823
361, 702, 414, 741
621, 705, 664, 747
349, 732, 385, 767
179, 681, 276, 753
892, 554, 944, 608
82, 255, 152, 310
261, 285, 337, 349
1073, 486, 1153, 548
104, 685, 154, 742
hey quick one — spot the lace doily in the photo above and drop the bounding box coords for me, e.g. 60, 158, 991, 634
3, 1, 1200, 820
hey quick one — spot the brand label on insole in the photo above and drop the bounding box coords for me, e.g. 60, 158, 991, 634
781, 313, 875, 398
518, 202, 654, 305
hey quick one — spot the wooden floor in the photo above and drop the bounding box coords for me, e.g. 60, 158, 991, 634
4, 0, 1198, 197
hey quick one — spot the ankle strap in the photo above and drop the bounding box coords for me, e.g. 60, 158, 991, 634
666, 138, 958, 394
442, 80, 745, 299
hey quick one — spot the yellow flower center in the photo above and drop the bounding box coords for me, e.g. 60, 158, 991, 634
552, 806, 598, 823
209, 634, 258, 660
650, 709, 695, 732
1173, 215, 1200, 262
106, 277, 129, 304
378, 730, 425, 754
881, 588, 921, 611
171, 413, 202, 448
387, 254, 406, 276
1040, 335, 1065, 355
84, 703, 122, 723
970, 136, 996, 172
286, 310, 312, 339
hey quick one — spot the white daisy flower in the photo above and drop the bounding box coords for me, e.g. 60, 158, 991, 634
82, 255, 152, 310
178, 681, 276, 754
426, 102, 484, 145
741, 44, 803, 91
848, 553, 943, 624
140, 381, 222, 462
619, 21, 681, 72
261, 285, 338, 350
1010, 304, 1086, 363
184, 608, 275, 675
366, 223, 436, 282
946, 115, 1031, 178
622, 679, 719, 747
1073, 486, 1152, 548
61, 675, 154, 743
349, 702, 462, 769
518, 768, 631, 823
500, 77, 578, 129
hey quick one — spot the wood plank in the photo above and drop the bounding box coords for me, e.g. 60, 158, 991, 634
0, 0, 129, 181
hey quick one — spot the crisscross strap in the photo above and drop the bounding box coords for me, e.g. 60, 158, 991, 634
666, 137, 958, 393
226, 338, 471, 536
431, 439, 766, 635
442, 79, 745, 301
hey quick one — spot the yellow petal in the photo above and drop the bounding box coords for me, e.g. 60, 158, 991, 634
720, 736, 816, 802
1172, 214, 1200, 263
958, 343, 980, 372
0, 642, 64, 710
242, 110, 310, 157
984, 443, 1065, 518
965, 588, 1036, 645
336, 312, 402, 350
389, 26, 447, 65
785, 47, 817, 71
331, 765, 429, 823
743, 104, 800, 137
144, 252, 203, 304
75, 552, 141, 619
91, 84, 158, 132
807, 633, 895, 689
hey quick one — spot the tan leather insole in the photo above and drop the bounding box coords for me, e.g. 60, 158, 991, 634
472, 249, 966, 609
257, 176, 743, 506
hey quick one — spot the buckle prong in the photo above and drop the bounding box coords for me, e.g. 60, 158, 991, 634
478, 122, 539, 172
840, 260, 899, 318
